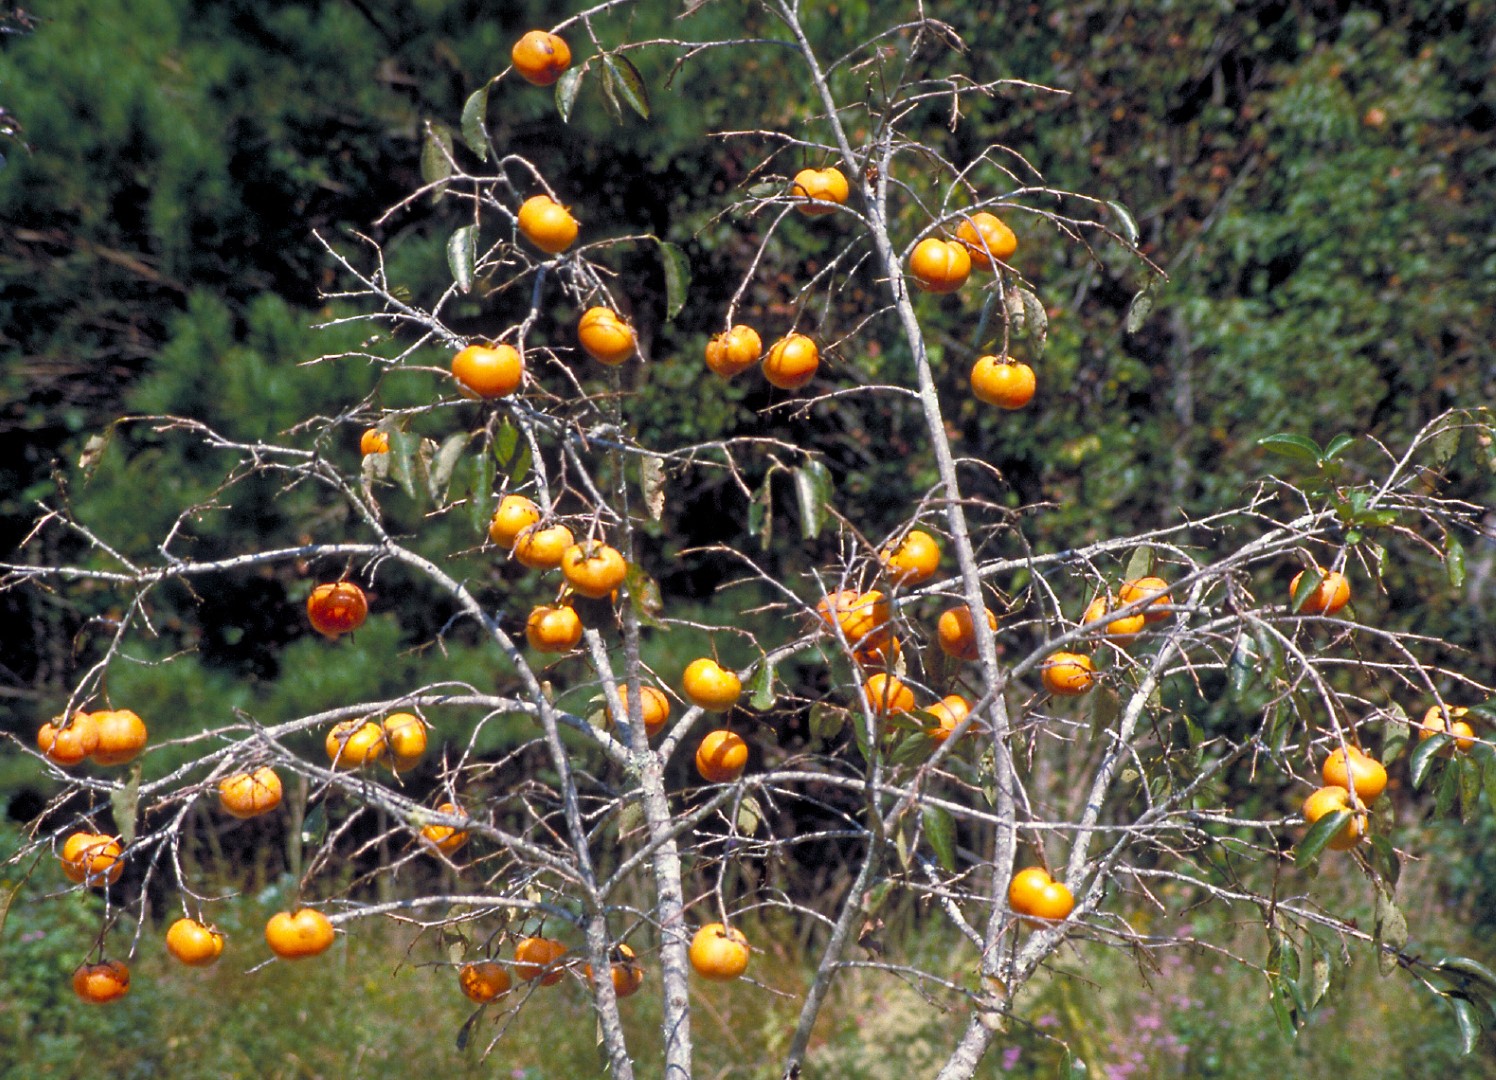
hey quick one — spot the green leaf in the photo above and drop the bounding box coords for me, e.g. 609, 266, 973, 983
1448, 994, 1484, 1055
1294, 808, 1350, 867
1016, 287, 1048, 357
459, 83, 490, 161
749, 475, 772, 550
808, 703, 845, 746
601, 54, 650, 119
1290, 565, 1325, 614
1124, 285, 1154, 334
299, 803, 327, 849
1228, 635, 1257, 698
1436, 957, 1496, 993
851, 712, 873, 764
1321, 433, 1356, 462
736, 794, 763, 835
456, 1008, 482, 1050
555, 66, 584, 123
794, 460, 833, 539
1430, 425, 1461, 467
747, 660, 776, 711
1304, 936, 1333, 1009
656, 239, 690, 320
1123, 545, 1153, 583
1410, 733, 1449, 788
465, 449, 496, 535
623, 562, 664, 629
420, 120, 454, 189
109, 765, 141, 845
1106, 199, 1138, 247
494, 424, 532, 485
1258, 433, 1322, 464
1446, 536, 1466, 589
1459, 754, 1483, 823
1269, 975, 1299, 1041
1434, 757, 1459, 816
1374, 884, 1407, 976
390, 429, 421, 500
1369, 833, 1401, 888
447, 225, 477, 294
429, 431, 470, 504
923, 804, 957, 872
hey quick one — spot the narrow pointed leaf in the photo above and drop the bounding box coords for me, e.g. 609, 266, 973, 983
1321, 433, 1356, 462
1459, 755, 1482, 823
1124, 286, 1153, 334
390, 429, 420, 499
736, 794, 763, 835
447, 225, 477, 294
1294, 808, 1350, 867
466, 451, 496, 535
656, 239, 690, 319
1449, 994, 1483, 1055
794, 460, 833, 539
1106, 199, 1138, 246
748, 660, 776, 711
555, 66, 584, 123
923, 804, 957, 872
1123, 545, 1153, 583
109, 766, 141, 845
1410, 734, 1448, 789
460, 84, 490, 160
1436, 957, 1496, 992
420, 121, 454, 188
1258, 433, 1322, 464
1446, 536, 1466, 589
429, 431, 471, 503
602, 53, 650, 119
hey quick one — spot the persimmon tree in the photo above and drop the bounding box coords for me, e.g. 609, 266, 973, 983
6, 1, 1496, 1075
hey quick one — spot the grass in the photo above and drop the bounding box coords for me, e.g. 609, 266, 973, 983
4, 841, 1496, 1078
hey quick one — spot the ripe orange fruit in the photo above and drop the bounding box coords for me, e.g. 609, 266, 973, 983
1041, 652, 1096, 696
265, 909, 336, 960
488, 494, 542, 548
955, 211, 1018, 270
421, 801, 469, 855
682, 658, 742, 712
72, 960, 130, 1004
1081, 595, 1145, 643
514, 936, 568, 985
970, 356, 1036, 409
90, 708, 147, 766
1290, 567, 1351, 615
517, 194, 578, 254
862, 672, 915, 715
689, 923, 750, 981
705, 324, 762, 377
936, 604, 998, 661
525, 604, 583, 653
306, 581, 368, 639
1118, 576, 1173, 623
696, 729, 749, 783
606, 684, 671, 739
908, 237, 971, 294
382, 713, 428, 772
1418, 706, 1476, 754
459, 960, 513, 1003
762, 333, 820, 390
561, 541, 628, 599
790, 166, 849, 215
359, 427, 389, 455
325, 719, 386, 770
165, 917, 225, 967
37, 712, 99, 767
511, 30, 571, 86
577, 307, 637, 365
852, 628, 901, 671
1302, 785, 1365, 850
925, 694, 971, 743
451, 343, 524, 399
1321, 746, 1387, 803
1007, 866, 1074, 923
880, 529, 941, 586
513, 522, 574, 570
585, 943, 645, 998
218, 766, 282, 819
60, 831, 123, 887
816, 589, 891, 646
